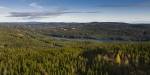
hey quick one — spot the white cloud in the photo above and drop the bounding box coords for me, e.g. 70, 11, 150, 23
0, 6, 7, 9
0, 6, 11, 16
29, 2, 43, 9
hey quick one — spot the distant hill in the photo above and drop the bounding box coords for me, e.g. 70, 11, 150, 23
0, 22, 150, 41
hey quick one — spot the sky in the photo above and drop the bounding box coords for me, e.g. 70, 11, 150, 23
0, 0, 150, 23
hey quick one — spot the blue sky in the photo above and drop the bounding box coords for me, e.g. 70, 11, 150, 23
0, 0, 150, 23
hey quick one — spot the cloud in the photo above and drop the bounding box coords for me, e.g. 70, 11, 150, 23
29, 2, 43, 9
0, 6, 7, 9
0, 6, 9, 10
0, 6, 12, 16
4, 1, 99, 20
7, 11, 99, 19
8, 12, 62, 19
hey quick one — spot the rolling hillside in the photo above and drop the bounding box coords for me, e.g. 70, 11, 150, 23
29, 22, 150, 41
0, 23, 149, 75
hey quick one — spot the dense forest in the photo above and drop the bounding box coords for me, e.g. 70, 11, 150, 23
0, 22, 149, 75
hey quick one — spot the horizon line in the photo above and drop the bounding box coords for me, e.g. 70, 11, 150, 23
0, 21, 150, 24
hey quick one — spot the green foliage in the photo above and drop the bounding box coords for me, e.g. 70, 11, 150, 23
0, 25, 149, 75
